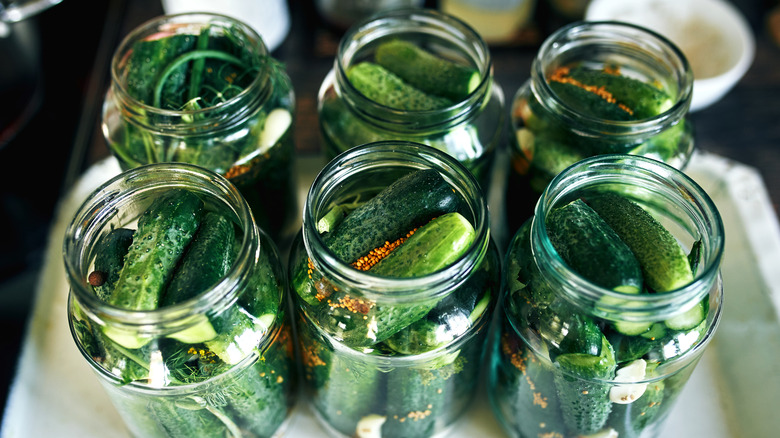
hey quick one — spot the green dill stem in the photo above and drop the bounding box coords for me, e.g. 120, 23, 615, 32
188, 29, 211, 102
153, 50, 248, 108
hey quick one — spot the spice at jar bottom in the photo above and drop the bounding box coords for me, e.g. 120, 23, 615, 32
490, 154, 724, 438
64, 163, 296, 438
290, 141, 500, 438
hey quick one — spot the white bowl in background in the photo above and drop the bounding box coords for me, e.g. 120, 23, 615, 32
586, 0, 755, 112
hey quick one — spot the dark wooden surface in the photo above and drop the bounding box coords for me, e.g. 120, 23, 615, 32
1, 0, 779, 418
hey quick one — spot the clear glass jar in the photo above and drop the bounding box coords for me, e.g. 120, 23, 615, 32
64, 163, 296, 438
289, 141, 501, 437
317, 8, 505, 191
101, 12, 297, 244
490, 154, 724, 438
505, 21, 695, 232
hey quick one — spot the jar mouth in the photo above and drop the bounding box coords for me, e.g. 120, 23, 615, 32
108, 12, 272, 132
532, 154, 724, 322
532, 20, 694, 136
333, 8, 494, 132
63, 163, 264, 335
302, 141, 491, 302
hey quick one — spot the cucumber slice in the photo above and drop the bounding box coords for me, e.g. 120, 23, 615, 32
664, 298, 708, 331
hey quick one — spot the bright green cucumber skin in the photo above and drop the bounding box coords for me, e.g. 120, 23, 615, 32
92, 228, 135, 301
586, 193, 693, 292
109, 189, 204, 311
161, 211, 236, 306
321, 169, 464, 265
546, 198, 643, 293
370, 212, 475, 278
374, 39, 480, 101
346, 61, 453, 111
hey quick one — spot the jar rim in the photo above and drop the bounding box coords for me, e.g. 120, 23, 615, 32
63, 162, 267, 334
332, 7, 495, 132
532, 154, 724, 321
108, 12, 272, 129
531, 20, 694, 135
302, 141, 491, 302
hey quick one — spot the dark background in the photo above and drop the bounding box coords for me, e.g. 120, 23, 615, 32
1, 0, 778, 422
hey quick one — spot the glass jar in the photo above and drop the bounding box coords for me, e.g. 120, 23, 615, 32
101, 12, 297, 245
289, 141, 501, 437
317, 8, 505, 191
64, 163, 296, 438
505, 21, 695, 232
489, 154, 724, 438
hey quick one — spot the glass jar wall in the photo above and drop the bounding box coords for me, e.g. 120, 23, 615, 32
63, 163, 296, 438
288, 141, 501, 437
505, 21, 695, 232
101, 12, 297, 245
317, 8, 505, 191
490, 154, 724, 438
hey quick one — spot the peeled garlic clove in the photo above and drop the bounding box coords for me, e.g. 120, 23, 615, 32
356, 414, 386, 438
610, 358, 648, 404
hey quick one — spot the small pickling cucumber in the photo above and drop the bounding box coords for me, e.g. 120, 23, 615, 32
585, 193, 693, 292
565, 66, 675, 120
161, 211, 236, 307
540, 304, 605, 359
382, 365, 448, 438
146, 396, 227, 438
161, 211, 236, 344
90, 228, 134, 302
546, 198, 644, 293
370, 212, 475, 277
514, 128, 585, 182
553, 335, 617, 435
374, 39, 481, 101
346, 61, 453, 111
105, 189, 204, 348
109, 189, 204, 311
321, 168, 464, 265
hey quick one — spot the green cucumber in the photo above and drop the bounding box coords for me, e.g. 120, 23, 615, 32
225, 343, 292, 437
515, 128, 584, 183
549, 80, 635, 122
105, 189, 204, 348
146, 397, 227, 438
553, 335, 617, 435
370, 212, 475, 277
346, 61, 453, 111
540, 305, 605, 359
565, 66, 674, 120
586, 193, 693, 292
162, 211, 236, 307
374, 39, 481, 101
311, 348, 384, 436
546, 198, 643, 293
321, 168, 464, 265
109, 189, 204, 311
90, 228, 134, 302
382, 365, 449, 438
